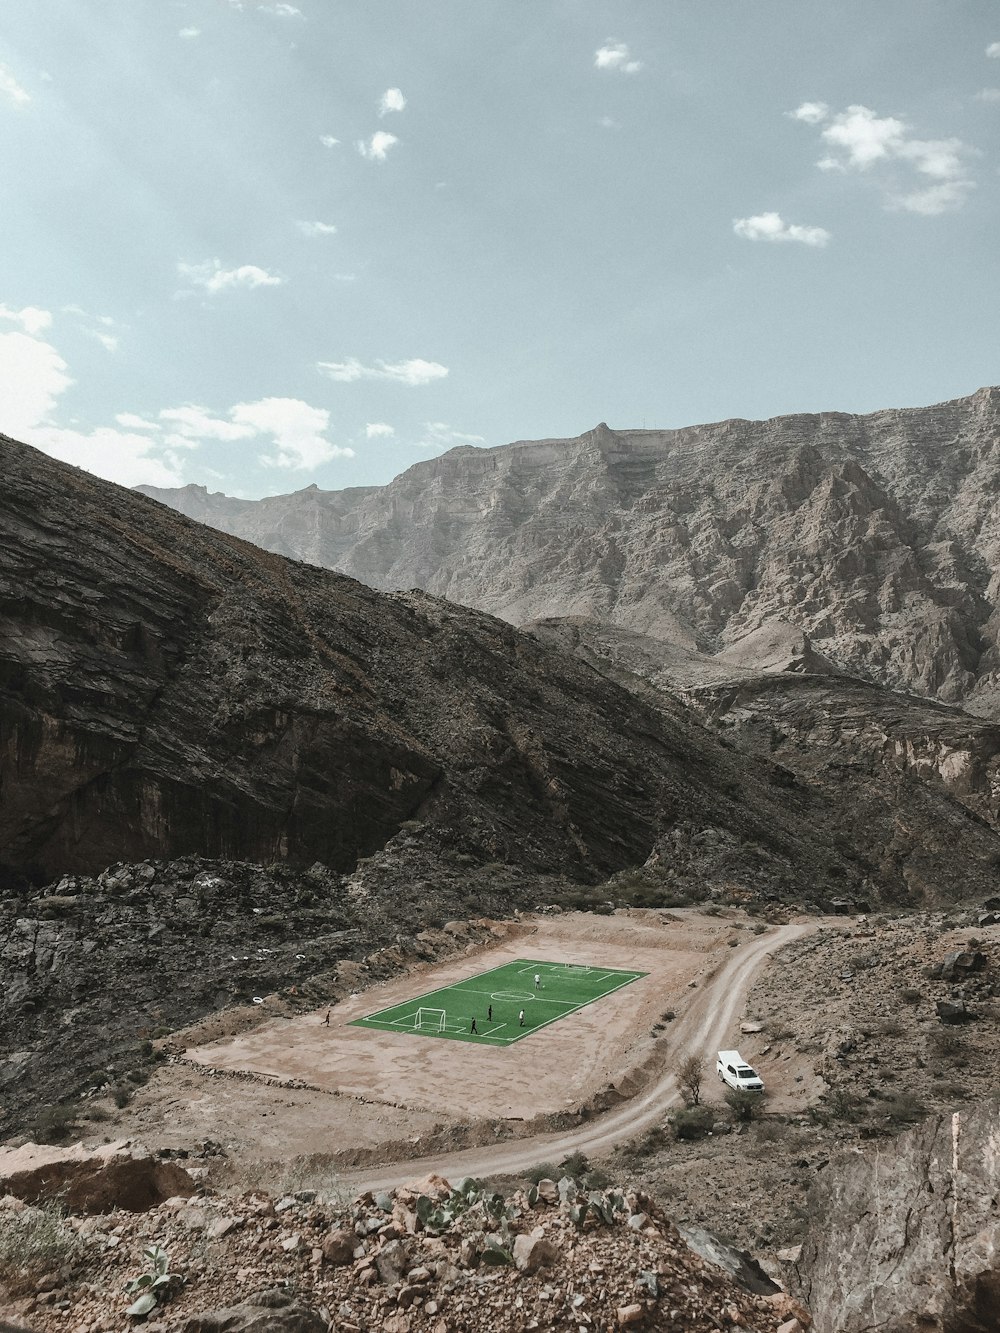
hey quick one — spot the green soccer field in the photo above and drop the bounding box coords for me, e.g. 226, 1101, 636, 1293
350, 958, 647, 1046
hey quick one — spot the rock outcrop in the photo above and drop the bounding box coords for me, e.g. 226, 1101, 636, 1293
799, 1100, 1000, 1332
139, 387, 1000, 714
0, 1140, 195, 1213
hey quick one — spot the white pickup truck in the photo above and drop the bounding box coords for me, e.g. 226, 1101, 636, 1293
716, 1050, 765, 1093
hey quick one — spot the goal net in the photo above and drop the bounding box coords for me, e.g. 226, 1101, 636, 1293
414, 1007, 446, 1033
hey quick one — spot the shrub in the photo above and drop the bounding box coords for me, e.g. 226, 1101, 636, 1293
559, 1150, 590, 1179
825, 1086, 864, 1121
524, 1163, 559, 1185
31, 1102, 78, 1144
112, 1085, 132, 1109
753, 1118, 789, 1145
725, 1089, 760, 1123
930, 1028, 965, 1057
0, 1201, 81, 1290
882, 1092, 926, 1125
899, 987, 922, 1005
673, 1107, 714, 1141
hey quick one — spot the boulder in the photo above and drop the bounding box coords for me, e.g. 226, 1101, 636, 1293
173, 1288, 326, 1333
321, 1228, 355, 1266
929, 950, 987, 982
512, 1229, 560, 1274
375, 1238, 410, 1286
0, 1140, 196, 1213
677, 1224, 780, 1296
936, 999, 977, 1024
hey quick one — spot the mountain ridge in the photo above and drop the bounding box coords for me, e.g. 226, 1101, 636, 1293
138, 386, 1000, 714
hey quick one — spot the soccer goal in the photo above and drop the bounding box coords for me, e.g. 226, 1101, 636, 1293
414, 1007, 447, 1033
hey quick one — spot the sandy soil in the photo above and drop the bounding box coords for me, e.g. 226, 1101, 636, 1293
100, 910, 820, 1186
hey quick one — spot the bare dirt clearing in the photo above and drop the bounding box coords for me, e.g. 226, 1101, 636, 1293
187, 912, 723, 1119
104, 911, 819, 1185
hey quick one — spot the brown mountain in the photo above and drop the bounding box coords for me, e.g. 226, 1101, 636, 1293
5, 429, 1000, 910
139, 386, 1000, 715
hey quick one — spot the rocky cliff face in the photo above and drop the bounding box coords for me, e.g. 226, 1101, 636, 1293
140, 387, 1000, 714
0, 432, 728, 883
8, 430, 1000, 907
799, 1099, 1000, 1333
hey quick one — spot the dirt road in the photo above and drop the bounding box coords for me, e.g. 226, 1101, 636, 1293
340, 920, 811, 1193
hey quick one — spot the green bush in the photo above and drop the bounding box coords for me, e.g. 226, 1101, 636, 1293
523, 1163, 559, 1185
673, 1107, 714, 1140
882, 1092, 925, 1125
725, 1089, 760, 1123
0, 1201, 80, 1289
31, 1102, 78, 1144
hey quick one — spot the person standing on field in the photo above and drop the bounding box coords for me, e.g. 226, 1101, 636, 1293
470, 1017, 478, 1034
534, 973, 541, 989
518, 1009, 525, 1027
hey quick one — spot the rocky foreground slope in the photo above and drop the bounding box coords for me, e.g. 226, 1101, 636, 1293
0, 1155, 805, 1333
140, 387, 1000, 715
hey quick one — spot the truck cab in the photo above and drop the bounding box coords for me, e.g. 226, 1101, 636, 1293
716, 1049, 765, 1093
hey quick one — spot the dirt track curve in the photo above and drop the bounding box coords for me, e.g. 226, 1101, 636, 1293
341, 920, 812, 1193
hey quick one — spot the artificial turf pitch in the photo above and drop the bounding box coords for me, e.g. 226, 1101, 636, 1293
350, 958, 647, 1046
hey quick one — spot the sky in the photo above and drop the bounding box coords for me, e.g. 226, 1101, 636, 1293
0, 1, 998, 497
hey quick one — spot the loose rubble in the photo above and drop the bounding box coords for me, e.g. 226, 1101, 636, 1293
0, 1169, 809, 1332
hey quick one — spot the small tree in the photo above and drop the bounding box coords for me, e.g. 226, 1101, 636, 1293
678, 1052, 703, 1107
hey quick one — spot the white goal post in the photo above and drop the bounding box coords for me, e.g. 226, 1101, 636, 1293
415, 1007, 446, 1032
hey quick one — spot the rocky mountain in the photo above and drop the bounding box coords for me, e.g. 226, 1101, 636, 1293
139, 386, 1000, 715
6, 429, 1000, 907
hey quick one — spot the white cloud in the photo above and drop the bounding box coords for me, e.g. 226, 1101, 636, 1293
0, 330, 73, 437
0, 325, 185, 487
319, 135, 340, 148
318, 357, 449, 386
0, 303, 53, 336
890, 180, 975, 216
89, 330, 119, 353
159, 405, 256, 443
177, 259, 283, 294
179, 27, 201, 39
0, 63, 30, 108
987, 42, 1000, 58
976, 88, 1000, 102
231, 397, 353, 468
258, 3, 302, 15
155, 398, 351, 470
365, 422, 395, 439
793, 102, 976, 214
115, 413, 158, 430
788, 101, 828, 125
820, 104, 907, 168
594, 42, 642, 74
416, 422, 485, 449
733, 212, 830, 247
379, 87, 406, 116
356, 131, 399, 161
296, 220, 338, 236
30, 426, 188, 488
